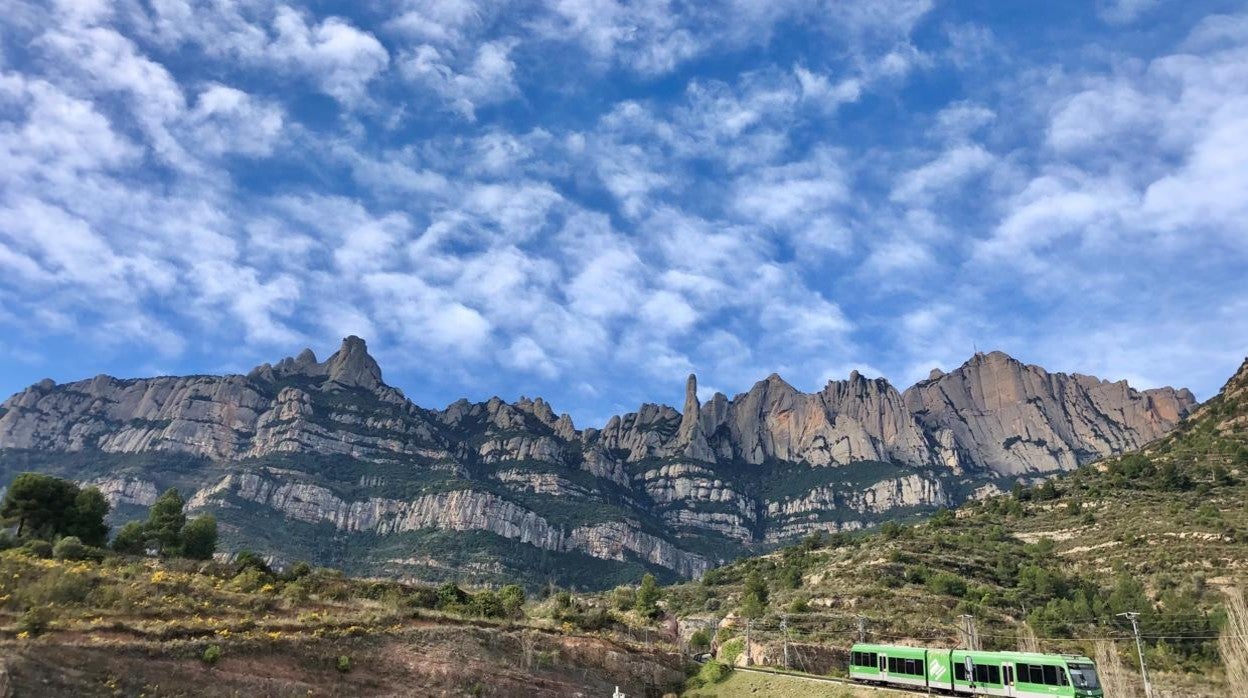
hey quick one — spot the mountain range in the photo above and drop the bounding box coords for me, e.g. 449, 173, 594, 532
0, 337, 1196, 587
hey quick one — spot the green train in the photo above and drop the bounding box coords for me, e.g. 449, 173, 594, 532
849, 643, 1103, 697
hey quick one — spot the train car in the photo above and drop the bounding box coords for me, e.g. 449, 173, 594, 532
849, 643, 1104, 697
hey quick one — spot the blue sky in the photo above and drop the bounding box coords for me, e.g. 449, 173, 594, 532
1, 0, 1246, 428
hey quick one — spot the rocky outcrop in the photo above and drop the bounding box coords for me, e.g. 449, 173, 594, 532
762, 472, 950, 542
0, 339, 1198, 584
187, 471, 709, 578
903, 351, 1196, 475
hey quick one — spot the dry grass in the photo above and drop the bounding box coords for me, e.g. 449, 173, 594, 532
1017, 623, 1040, 653
1095, 638, 1136, 698
1222, 588, 1248, 698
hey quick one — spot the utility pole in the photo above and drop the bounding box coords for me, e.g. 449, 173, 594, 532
1118, 612, 1154, 698
857, 616, 867, 644
959, 614, 979, 651
781, 614, 790, 669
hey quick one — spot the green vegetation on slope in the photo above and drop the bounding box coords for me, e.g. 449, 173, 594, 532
655, 358, 1248, 696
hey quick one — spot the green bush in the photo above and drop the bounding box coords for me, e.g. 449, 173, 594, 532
687, 660, 730, 689
202, 644, 221, 665
52, 536, 88, 561
337, 655, 351, 673
234, 550, 271, 575
17, 606, 54, 636
719, 637, 744, 666
472, 590, 504, 618
21, 539, 53, 559
499, 584, 525, 618
689, 628, 711, 651
610, 585, 636, 611
927, 572, 968, 597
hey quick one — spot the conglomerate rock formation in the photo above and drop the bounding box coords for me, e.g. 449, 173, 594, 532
0, 337, 1194, 586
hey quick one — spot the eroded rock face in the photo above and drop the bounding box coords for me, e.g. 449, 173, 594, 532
903, 351, 1196, 475
0, 341, 1196, 583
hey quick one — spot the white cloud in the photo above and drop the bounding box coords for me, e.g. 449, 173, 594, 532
400, 40, 519, 120
186, 84, 284, 157
1098, 0, 1162, 25
270, 7, 390, 104
890, 144, 995, 204
933, 101, 995, 141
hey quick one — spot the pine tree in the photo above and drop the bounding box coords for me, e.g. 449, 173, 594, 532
741, 571, 769, 618
112, 521, 148, 554
146, 488, 187, 555
181, 514, 218, 560
635, 573, 661, 619
66, 487, 110, 547
0, 473, 78, 538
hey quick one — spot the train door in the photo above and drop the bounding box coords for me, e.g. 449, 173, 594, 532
879, 653, 887, 681
1003, 663, 1015, 697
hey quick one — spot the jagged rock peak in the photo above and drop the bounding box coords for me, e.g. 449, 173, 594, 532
323, 336, 382, 390
295, 348, 318, 366
253, 336, 383, 391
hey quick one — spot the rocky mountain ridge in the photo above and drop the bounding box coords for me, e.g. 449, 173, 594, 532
0, 337, 1196, 587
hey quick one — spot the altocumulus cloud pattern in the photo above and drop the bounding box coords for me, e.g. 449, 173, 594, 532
0, 0, 1246, 424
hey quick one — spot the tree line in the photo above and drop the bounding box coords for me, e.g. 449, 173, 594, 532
0, 472, 216, 560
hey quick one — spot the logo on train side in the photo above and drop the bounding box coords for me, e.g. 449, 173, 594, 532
930, 658, 946, 680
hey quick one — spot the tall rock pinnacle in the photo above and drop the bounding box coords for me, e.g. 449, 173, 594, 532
677, 374, 714, 461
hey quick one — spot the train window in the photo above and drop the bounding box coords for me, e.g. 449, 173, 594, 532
955, 663, 966, 681
870, 653, 878, 667
1043, 665, 1059, 685
1067, 663, 1101, 689
1029, 664, 1045, 684
852, 652, 862, 666
973, 664, 1001, 684
888, 657, 897, 673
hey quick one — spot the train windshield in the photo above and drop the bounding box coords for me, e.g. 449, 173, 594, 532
1066, 662, 1101, 689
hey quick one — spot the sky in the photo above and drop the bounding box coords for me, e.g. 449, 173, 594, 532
1, 0, 1246, 428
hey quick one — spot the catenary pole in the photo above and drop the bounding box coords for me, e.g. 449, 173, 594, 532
1118, 612, 1154, 698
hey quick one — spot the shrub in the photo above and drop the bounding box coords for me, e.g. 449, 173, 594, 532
719, 638, 744, 666
687, 660, 730, 689
689, 629, 711, 651
21, 539, 53, 559
472, 590, 504, 618
499, 584, 525, 618
52, 536, 88, 561
336, 655, 351, 673
611, 585, 636, 611
17, 606, 54, 636
437, 582, 470, 610
928, 572, 968, 598
234, 550, 271, 574
288, 561, 313, 579
202, 644, 221, 665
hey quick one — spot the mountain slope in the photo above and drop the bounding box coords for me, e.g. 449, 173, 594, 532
656, 355, 1247, 696
0, 338, 1196, 587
